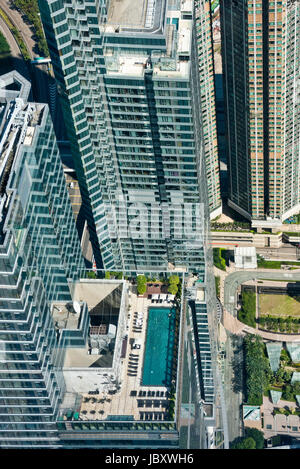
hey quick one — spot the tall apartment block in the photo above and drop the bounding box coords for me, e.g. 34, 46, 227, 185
221, 0, 300, 227
0, 71, 211, 449
194, 0, 222, 218
0, 71, 87, 448
39, 0, 217, 272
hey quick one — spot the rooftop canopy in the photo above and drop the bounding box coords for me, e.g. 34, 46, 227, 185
291, 372, 300, 384
266, 342, 282, 373
286, 343, 300, 364
243, 405, 260, 421
270, 390, 282, 404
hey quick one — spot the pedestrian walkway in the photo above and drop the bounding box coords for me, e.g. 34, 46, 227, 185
223, 309, 300, 342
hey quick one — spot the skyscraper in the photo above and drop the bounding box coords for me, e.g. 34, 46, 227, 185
221, 0, 300, 225
0, 71, 210, 449
194, 0, 222, 218
37, 1, 226, 446
39, 0, 215, 271
0, 71, 87, 447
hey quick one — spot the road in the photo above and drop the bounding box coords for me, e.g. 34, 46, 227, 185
223, 332, 243, 444
221, 268, 300, 445
0, 15, 30, 79
224, 269, 300, 316
0, 14, 19, 58
1, 0, 37, 59
257, 244, 299, 260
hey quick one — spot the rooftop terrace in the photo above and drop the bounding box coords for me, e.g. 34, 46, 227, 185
60, 279, 183, 424
0, 71, 45, 235
106, 0, 167, 34
51, 302, 82, 330
103, 0, 192, 78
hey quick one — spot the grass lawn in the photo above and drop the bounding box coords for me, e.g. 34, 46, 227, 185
259, 294, 300, 317
257, 258, 300, 269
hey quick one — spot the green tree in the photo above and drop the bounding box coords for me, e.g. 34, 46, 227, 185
168, 283, 178, 295
87, 271, 97, 279
0, 32, 10, 57
213, 248, 226, 271
245, 428, 264, 449
282, 385, 294, 402
168, 275, 179, 285
215, 276, 220, 297
12, 0, 49, 56
137, 275, 147, 295
244, 335, 271, 405
283, 369, 292, 384
238, 291, 256, 328
275, 367, 285, 385
292, 382, 300, 395
137, 275, 146, 285
137, 283, 146, 295
231, 437, 256, 449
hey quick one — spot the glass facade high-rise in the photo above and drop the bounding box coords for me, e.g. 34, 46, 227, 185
221, 0, 300, 223
39, 0, 218, 271
37, 0, 225, 448
0, 71, 86, 448
194, 0, 222, 218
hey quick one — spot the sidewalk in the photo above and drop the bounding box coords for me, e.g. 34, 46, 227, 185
222, 309, 300, 342
1, 0, 37, 59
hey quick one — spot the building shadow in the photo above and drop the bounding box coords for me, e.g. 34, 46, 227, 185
230, 334, 244, 394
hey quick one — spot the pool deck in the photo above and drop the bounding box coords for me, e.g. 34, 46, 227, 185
78, 290, 176, 421
142, 306, 176, 387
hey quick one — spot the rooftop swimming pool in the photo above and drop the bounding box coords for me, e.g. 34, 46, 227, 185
142, 307, 177, 387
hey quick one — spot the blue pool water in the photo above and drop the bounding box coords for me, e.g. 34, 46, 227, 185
142, 307, 176, 387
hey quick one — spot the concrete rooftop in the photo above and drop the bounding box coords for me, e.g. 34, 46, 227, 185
106, 0, 166, 33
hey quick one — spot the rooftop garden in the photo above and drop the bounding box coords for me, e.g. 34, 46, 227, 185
244, 336, 300, 407
283, 213, 300, 225
211, 221, 253, 232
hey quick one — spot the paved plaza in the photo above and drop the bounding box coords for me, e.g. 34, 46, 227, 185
262, 396, 300, 439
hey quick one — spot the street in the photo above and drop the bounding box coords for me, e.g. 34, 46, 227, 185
0, 0, 38, 59
224, 269, 300, 316
223, 331, 243, 444
0, 14, 30, 79
257, 244, 299, 260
